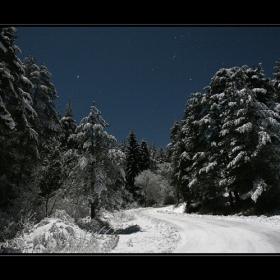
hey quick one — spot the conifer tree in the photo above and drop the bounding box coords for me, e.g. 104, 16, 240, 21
169, 119, 182, 204
177, 64, 280, 211
156, 146, 166, 164
60, 99, 77, 149
125, 130, 143, 198
37, 145, 63, 217
117, 139, 127, 153
149, 142, 158, 171
0, 27, 38, 209
272, 58, 280, 103
140, 138, 151, 171
67, 101, 124, 218
205, 65, 280, 205
23, 55, 61, 152
180, 92, 210, 208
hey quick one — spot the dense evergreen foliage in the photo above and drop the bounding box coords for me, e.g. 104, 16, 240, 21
1, 26, 280, 244
168, 64, 280, 214
125, 130, 143, 198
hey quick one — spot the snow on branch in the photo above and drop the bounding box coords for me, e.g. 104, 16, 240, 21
0, 41, 6, 52
235, 122, 252, 133
227, 151, 246, 169
258, 131, 271, 146
79, 156, 88, 170
199, 161, 217, 174
252, 88, 267, 94
181, 151, 191, 160
188, 178, 197, 188
0, 96, 15, 130
218, 176, 235, 187
83, 140, 91, 150
221, 120, 232, 130
251, 178, 267, 203
220, 129, 229, 137
192, 151, 206, 161
28, 126, 38, 141
236, 109, 246, 117
234, 117, 245, 126
228, 102, 236, 107
21, 75, 32, 86
231, 145, 244, 153
93, 124, 104, 130
193, 114, 211, 125
267, 117, 280, 129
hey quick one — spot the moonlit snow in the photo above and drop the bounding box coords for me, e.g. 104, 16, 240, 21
4, 203, 280, 254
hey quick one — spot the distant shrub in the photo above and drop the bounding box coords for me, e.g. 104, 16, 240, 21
163, 195, 176, 205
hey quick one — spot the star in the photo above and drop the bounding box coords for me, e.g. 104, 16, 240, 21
77, 75, 79, 78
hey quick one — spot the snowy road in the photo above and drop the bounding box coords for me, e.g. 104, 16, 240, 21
141, 207, 280, 253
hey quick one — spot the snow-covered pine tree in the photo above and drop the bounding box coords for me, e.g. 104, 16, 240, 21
0, 27, 38, 210
148, 142, 158, 171
67, 101, 125, 218
22, 55, 63, 214
23, 56, 61, 154
168, 119, 182, 204
60, 99, 77, 149
125, 130, 143, 199
192, 64, 280, 209
117, 139, 127, 153
156, 146, 166, 164
272, 58, 280, 104
179, 91, 212, 209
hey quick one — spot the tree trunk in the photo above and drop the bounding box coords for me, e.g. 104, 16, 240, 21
49, 196, 57, 216
91, 202, 95, 219
90, 199, 98, 219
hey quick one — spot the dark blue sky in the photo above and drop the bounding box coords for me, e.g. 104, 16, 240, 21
14, 25, 280, 149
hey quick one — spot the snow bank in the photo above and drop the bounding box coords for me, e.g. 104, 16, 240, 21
161, 203, 280, 229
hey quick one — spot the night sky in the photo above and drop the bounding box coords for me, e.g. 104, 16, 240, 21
14, 25, 280, 149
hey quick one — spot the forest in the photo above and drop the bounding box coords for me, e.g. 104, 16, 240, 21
1, 26, 280, 244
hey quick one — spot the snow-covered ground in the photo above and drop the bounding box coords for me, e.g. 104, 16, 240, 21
2, 203, 280, 254
144, 205, 280, 253
160, 203, 280, 229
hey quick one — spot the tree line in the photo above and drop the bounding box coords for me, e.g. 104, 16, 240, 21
0, 27, 174, 234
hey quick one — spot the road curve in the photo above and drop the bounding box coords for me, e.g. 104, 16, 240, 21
141, 207, 280, 253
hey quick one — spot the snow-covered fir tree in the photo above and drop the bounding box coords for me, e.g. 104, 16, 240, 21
66, 101, 126, 218
175, 64, 280, 212
156, 146, 166, 164
60, 99, 77, 149
23, 55, 61, 149
125, 130, 143, 199
0, 27, 38, 210
272, 58, 280, 103
148, 142, 158, 171
117, 139, 127, 153
168, 119, 182, 204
